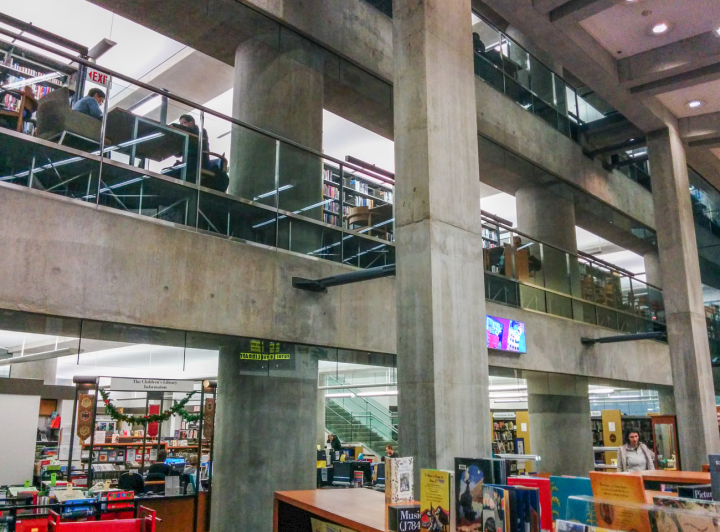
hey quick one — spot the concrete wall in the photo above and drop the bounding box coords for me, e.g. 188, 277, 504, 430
0, 183, 672, 387
0, 183, 395, 354
475, 79, 657, 233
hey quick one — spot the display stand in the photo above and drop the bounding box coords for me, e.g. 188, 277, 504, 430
274, 489, 387, 532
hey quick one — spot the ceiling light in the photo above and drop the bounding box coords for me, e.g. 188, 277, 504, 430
652, 22, 669, 35
325, 392, 355, 398
356, 390, 398, 397
687, 100, 704, 109
715, 27, 720, 37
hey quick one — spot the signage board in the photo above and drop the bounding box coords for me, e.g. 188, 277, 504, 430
486, 315, 526, 353
493, 412, 516, 420
110, 378, 195, 392
86, 68, 110, 87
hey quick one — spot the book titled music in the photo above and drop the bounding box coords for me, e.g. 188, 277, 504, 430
420, 469, 455, 532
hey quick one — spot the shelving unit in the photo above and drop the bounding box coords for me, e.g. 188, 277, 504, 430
0, 40, 77, 135
492, 420, 517, 454
322, 165, 394, 226
591, 417, 603, 446
80, 442, 169, 480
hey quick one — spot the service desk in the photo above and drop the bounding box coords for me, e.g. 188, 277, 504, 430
274, 489, 386, 532
139, 492, 208, 532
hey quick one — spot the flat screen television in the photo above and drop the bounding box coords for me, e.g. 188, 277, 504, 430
486, 315, 526, 353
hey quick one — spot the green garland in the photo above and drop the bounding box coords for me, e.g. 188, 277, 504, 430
100, 388, 202, 425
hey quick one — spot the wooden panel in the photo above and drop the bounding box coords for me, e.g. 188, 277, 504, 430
602, 409, 622, 465
275, 489, 388, 532
515, 411, 531, 454
39, 399, 57, 417
140, 494, 207, 532
630, 470, 710, 484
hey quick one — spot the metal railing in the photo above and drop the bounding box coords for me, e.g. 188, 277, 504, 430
325, 402, 398, 454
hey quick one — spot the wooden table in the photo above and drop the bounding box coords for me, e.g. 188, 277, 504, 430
628, 470, 710, 491
274, 489, 387, 532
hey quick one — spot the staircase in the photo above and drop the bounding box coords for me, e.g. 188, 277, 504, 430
325, 401, 398, 457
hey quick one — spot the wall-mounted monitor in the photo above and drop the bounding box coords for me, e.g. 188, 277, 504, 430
486, 315, 526, 353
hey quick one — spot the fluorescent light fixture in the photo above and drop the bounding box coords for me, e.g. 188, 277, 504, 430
489, 384, 528, 391
589, 387, 615, 395
130, 95, 162, 116
687, 100, 704, 109
1, 72, 61, 91
489, 391, 528, 398
325, 392, 355, 398
517, 242, 534, 251
356, 390, 398, 397
652, 22, 669, 34
0, 347, 72, 367
253, 184, 293, 201
493, 398, 529, 403
715, 27, 720, 36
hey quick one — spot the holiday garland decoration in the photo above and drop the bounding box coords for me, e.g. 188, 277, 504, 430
99, 388, 202, 425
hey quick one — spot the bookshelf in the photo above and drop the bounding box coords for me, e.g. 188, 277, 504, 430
492, 419, 517, 454
0, 40, 77, 135
80, 442, 169, 480
322, 165, 394, 227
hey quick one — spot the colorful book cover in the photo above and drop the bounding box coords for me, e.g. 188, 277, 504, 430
420, 469, 454, 532
650, 496, 720, 532
484, 485, 510, 532
509, 477, 550, 532
555, 520, 585, 532
386, 457, 414, 503
566, 496, 597, 526
455, 458, 493, 530
508, 485, 540, 532
551, 476, 593, 522
677, 484, 713, 501
589, 472, 650, 532
710, 454, 720, 502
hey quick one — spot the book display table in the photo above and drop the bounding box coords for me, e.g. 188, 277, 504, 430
274, 489, 387, 532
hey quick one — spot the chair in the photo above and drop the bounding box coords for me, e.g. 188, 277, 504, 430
344, 205, 391, 240
0, 86, 37, 133
200, 151, 229, 192
36, 87, 102, 147
118, 472, 145, 495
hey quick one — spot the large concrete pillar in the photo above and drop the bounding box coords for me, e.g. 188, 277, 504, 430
648, 127, 720, 470
394, 0, 491, 484
526, 372, 594, 476
644, 251, 663, 288
211, 343, 318, 532
516, 184, 577, 295
231, 26, 324, 251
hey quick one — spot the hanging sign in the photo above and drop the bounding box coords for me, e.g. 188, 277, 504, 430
147, 404, 160, 438
110, 378, 195, 392
86, 68, 110, 87
203, 398, 216, 440
76, 393, 94, 441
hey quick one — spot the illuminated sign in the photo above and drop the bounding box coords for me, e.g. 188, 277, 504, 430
486, 315, 526, 353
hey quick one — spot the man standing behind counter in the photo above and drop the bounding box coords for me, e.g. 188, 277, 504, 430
72, 88, 105, 120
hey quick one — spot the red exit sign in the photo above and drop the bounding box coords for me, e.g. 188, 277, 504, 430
86, 68, 109, 87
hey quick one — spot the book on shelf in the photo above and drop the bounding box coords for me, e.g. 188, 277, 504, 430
588, 472, 650, 532
550, 476, 593, 523
483, 484, 510, 532
420, 469, 454, 532
455, 458, 489, 530
385, 456, 414, 503
508, 477, 550, 532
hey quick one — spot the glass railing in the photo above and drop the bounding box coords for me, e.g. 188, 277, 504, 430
325, 402, 397, 455
325, 375, 397, 441
482, 216, 666, 334
0, 36, 395, 269
613, 150, 651, 192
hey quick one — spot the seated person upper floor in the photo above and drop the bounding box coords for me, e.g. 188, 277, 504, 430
71, 88, 105, 120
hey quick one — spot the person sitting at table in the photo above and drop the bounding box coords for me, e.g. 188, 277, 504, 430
167, 113, 209, 184
72, 88, 105, 120
147, 448, 171, 477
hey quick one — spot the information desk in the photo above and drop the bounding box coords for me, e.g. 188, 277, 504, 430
274, 489, 387, 532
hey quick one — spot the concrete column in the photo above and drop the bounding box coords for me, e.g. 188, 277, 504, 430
211, 344, 318, 532
525, 372, 594, 476
317, 386, 326, 447
516, 184, 577, 295
231, 26, 324, 250
658, 387, 676, 416
648, 127, 720, 471
394, 0, 491, 484
644, 251, 663, 288
11, 359, 57, 384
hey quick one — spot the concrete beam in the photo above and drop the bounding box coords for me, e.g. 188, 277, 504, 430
618, 32, 720, 91
549, 0, 618, 25
679, 111, 720, 141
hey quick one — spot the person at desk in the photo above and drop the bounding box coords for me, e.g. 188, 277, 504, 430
381, 444, 395, 462
617, 429, 655, 472
168, 114, 209, 184
327, 434, 342, 452
72, 88, 105, 120
147, 449, 171, 477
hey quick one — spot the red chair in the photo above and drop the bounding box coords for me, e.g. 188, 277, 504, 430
47, 506, 156, 532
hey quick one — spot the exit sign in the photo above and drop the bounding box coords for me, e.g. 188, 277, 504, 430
86, 68, 109, 87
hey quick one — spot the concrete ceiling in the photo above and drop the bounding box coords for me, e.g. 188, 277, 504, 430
478, 0, 720, 187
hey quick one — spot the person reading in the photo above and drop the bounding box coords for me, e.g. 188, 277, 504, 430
72, 88, 105, 120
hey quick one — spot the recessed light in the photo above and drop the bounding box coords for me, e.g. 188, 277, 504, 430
715, 27, 720, 36
687, 100, 704, 109
652, 22, 669, 34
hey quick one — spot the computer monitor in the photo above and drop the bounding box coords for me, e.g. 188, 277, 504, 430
350, 461, 372, 485
332, 462, 352, 485
374, 462, 385, 485
165, 457, 185, 475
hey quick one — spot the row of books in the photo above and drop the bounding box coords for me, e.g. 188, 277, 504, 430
82, 447, 159, 463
